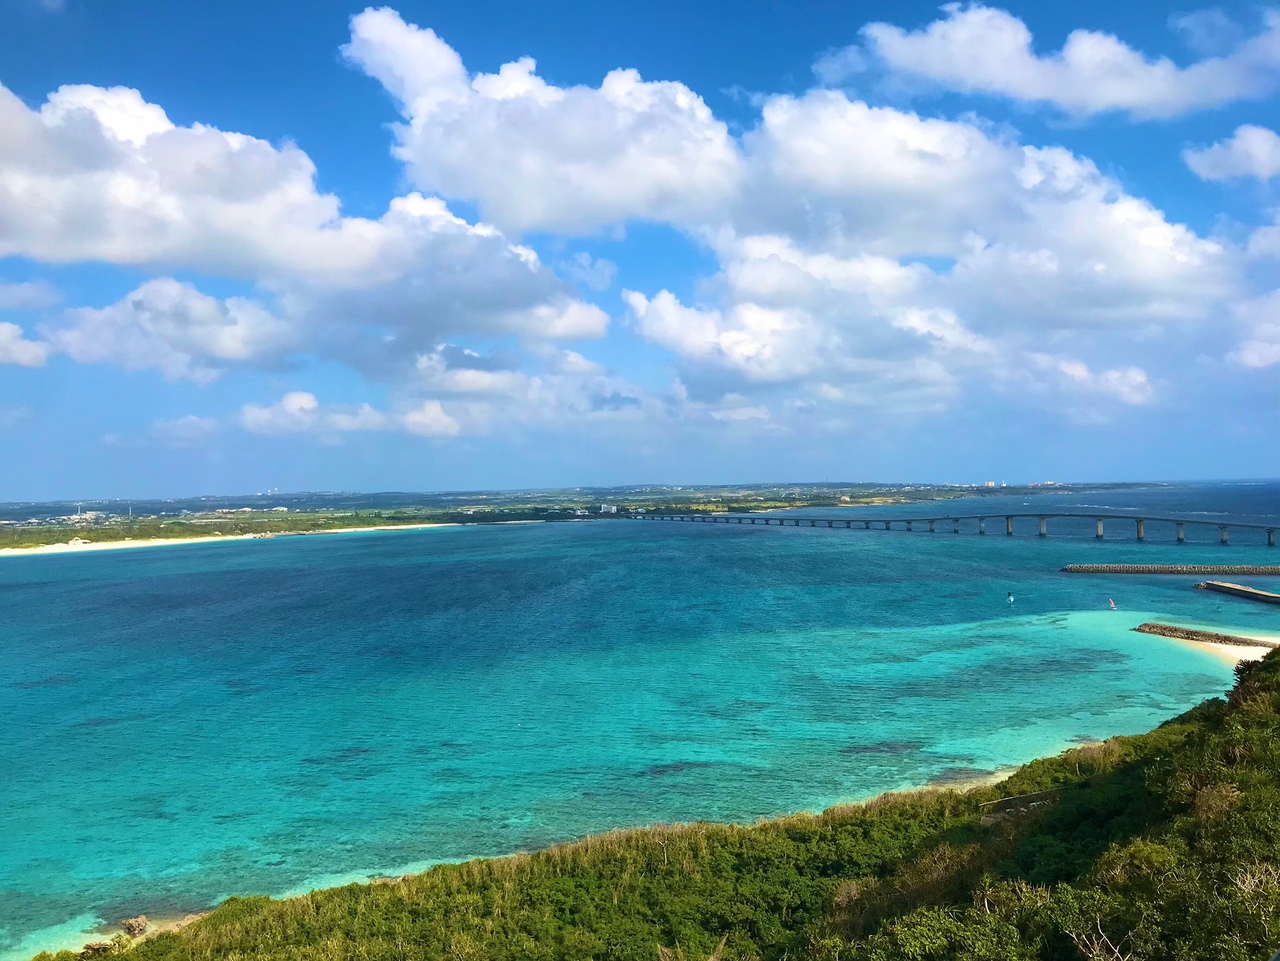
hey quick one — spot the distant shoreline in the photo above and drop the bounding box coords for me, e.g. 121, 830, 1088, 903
0, 522, 479, 558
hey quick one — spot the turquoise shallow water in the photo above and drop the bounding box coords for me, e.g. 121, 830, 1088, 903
2, 484, 1279, 958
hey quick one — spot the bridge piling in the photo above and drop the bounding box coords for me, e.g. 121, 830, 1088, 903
1096, 519, 1104, 540
1006, 516, 1014, 536
906, 520, 913, 532
884, 521, 891, 531
864, 521, 871, 530
1136, 519, 1145, 542
1039, 517, 1047, 537
1220, 526, 1229, 545
1177, 522, 1185, 543
953, 519, 960, 534
1270, 529, 1276, 547
978, 517, 986, 535
929, 520, 936, 533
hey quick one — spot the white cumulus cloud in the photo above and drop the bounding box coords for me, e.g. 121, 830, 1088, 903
0, 79, 608, 376
1184, 124, 1280, 181
619, 90, 1232, 419
0, 322, 50, 366
43, 279, 297, 384
856, 3, 1280, 119
2, 8, 1266, 440
342, 6, 743, 234
400, 399, 461, 437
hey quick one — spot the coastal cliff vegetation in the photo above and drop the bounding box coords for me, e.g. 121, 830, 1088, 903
37, 651, 1280, 961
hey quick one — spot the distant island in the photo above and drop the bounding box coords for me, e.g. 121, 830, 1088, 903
0, 481, 1133, 553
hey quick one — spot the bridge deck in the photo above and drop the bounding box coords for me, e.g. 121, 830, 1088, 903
635, 512, 1277, 530
632, 512, 1277, 544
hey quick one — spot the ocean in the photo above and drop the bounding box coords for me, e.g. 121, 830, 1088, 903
2, 482, 1278, 958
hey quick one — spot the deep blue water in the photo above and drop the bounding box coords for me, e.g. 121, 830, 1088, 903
2, 482, 1278, 958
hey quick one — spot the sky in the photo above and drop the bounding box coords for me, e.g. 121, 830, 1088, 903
1, 0, 1278, 499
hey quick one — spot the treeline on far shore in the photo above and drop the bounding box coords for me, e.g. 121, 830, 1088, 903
36, 651, 1280, 961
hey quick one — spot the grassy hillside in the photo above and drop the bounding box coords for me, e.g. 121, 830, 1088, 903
42, 651, 1280, 961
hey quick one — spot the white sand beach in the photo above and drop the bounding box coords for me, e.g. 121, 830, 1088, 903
1189, 640, 1277, 666
1167, 628, 1280, 666
0, 523, 459, 558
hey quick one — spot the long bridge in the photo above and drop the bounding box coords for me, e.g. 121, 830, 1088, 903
631, 512, 1278, 546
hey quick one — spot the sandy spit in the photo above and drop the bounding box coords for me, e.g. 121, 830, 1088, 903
1181, 638, 1278, 666
1154, 627, 1280, 666
0, 523, 464, 558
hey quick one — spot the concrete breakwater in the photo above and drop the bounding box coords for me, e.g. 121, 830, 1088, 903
1195, 581, 1280, 605
1133, 623, 1280, 648
1061, 564, 1280, 575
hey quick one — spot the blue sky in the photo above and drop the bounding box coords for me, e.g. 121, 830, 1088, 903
1, 0, 1278, 498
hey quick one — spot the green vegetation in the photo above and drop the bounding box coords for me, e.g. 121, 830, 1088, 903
38, 651, 1280, 961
